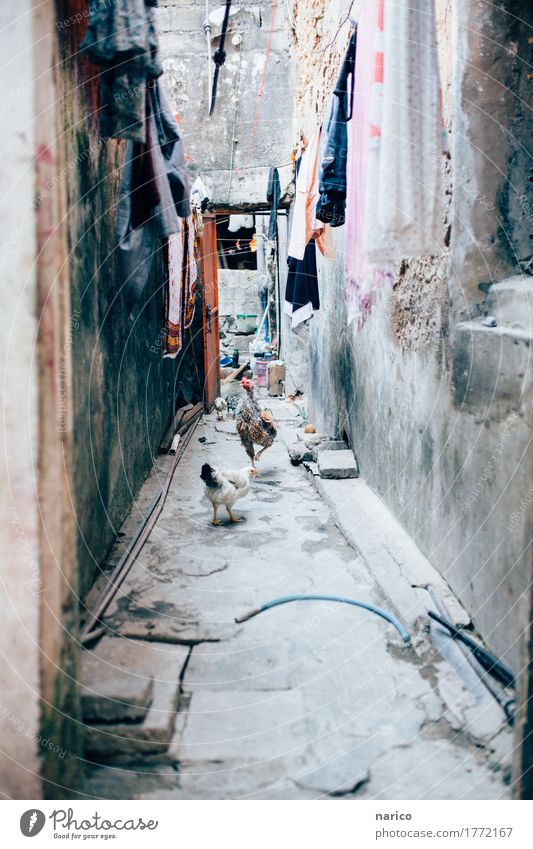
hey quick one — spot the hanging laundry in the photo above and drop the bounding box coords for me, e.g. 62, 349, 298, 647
163, 215, 198, 358
164, 222, 184, 358
344, 0, 391, 327
191, 177, 209, 213
130, 92, 160, 228
316, 29, 356, 228
116, 80, 191, 308
151, 81, 191, 220
284, 239, 319, 333
288, 130, 334, 262
364, 0, 445, 263
266, 167, 281, 240
227, 214, 254, 232
183, 216, 199, 331
81, 0, 162, 142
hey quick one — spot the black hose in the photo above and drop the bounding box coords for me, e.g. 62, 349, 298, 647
428, 611, 515, 689
209, 0, 232, 116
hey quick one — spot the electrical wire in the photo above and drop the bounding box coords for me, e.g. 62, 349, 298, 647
240, 0, 279, 170
285, 0, 296, 30
318, 0, 356, 54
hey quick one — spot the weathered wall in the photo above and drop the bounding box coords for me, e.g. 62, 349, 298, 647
0, 0, 42, 800
158, 0, 295, 209
294, 0, 533, 669
56, 2, 204, 600
218, 268, 261, 345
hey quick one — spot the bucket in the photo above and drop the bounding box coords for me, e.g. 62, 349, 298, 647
255, 360, 268, 387
236, 313, 258, 334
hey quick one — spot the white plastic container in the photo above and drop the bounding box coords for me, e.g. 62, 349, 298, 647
236, 313, 258, 334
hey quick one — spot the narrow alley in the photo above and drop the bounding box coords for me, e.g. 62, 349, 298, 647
81, 397, 512, 800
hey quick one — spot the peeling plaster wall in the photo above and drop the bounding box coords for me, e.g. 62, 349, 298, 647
294, 0, 533, 669
158, 0, 295, 208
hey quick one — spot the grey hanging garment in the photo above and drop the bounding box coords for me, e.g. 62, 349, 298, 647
81, 0, 162, 142
116, 80, 191, 308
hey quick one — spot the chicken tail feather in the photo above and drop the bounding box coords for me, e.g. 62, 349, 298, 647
200, 463, 220, 489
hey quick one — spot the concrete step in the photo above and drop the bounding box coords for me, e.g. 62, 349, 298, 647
485, 275, 533, 332
83, 638, 188, 759
317, 448, 359, 479
302, 465, 471, 636
82, 653, 154, 724
452, 318, 531, 416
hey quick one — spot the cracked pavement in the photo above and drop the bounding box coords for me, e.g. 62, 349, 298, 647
84, 400, 511, 800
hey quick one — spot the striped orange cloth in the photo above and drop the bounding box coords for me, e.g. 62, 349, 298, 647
164, 215, 199, 358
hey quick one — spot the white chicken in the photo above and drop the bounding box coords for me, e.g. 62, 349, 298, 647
214, 396, 227, 421
200, 463, 256, 525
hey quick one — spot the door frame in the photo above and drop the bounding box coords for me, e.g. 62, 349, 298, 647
200, 213, 220, 411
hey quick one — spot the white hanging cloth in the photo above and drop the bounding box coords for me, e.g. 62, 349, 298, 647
363, 0, 446, 264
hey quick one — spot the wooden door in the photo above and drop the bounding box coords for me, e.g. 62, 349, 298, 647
200, 214, 220, 411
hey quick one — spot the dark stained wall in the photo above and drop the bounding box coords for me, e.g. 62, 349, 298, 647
56, 1, 203, 598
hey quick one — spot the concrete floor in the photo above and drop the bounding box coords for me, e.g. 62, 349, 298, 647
84, 399, 512, 800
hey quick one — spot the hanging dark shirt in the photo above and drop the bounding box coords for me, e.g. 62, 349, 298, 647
316, 29, 356, 227
266, 167, 281, 240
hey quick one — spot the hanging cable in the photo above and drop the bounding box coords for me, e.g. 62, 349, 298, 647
209, 0, 232, 117
285, 0, 296, 31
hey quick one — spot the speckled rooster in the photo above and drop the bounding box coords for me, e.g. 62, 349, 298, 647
236, 377, 277, 473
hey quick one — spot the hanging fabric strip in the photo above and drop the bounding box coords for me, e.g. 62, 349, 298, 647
183, 215, 199, 330
288, 131, 334, 262
164, 222, 184, 358
364, 0, 444, 263
344, 0, 391, 328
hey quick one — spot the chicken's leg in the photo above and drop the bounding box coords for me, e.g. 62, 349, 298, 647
212, 505, 222, 526
243, 438, 261, 476
227, 506, 243, 523
254, 445, 270, 463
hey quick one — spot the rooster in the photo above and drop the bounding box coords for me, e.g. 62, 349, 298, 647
200, 463, 255, 525
236, 377, 277, 472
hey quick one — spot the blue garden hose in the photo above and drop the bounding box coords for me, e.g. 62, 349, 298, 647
235, 594, 411, 644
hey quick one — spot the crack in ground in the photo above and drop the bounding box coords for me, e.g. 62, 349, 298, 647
294, 775, 370, 798
181, 562, 230, 578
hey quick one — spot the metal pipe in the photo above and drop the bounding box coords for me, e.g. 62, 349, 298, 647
235, 594, 411, 644
204, 0, 212, 116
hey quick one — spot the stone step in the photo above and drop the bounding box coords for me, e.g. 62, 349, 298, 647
452, 318, 531, 416
317, 448, 359, 479
485, 275, 533, 333
82, 662, 153, 724
83, 638, 188, 759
